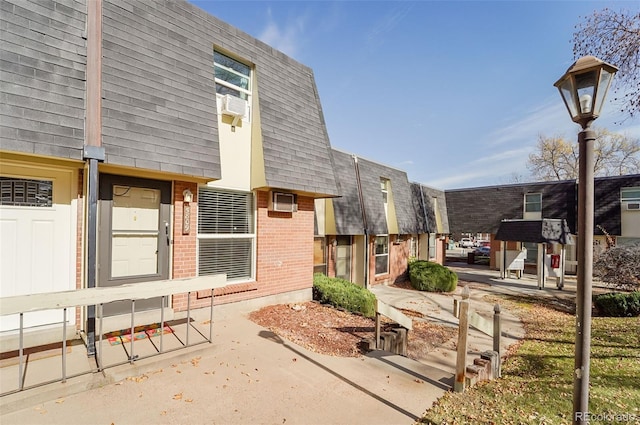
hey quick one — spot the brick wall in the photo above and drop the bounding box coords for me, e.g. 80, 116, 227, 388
172, 181, 198, 279
253, 191, 315, 298
171, 181, 199, 311
371, 235, 410, 286
174, 189, 315, 310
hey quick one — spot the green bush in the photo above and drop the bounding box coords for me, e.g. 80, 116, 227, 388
408, 261, 458, 292
312, 274, 376, 318
593, 291, 640, 317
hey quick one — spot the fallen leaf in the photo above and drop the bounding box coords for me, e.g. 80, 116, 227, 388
173, 392, 183, 400
55, 398, 65, 404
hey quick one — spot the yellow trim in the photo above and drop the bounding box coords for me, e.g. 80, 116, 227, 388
250, 74, 267, 189
98, 163, 213, 184
0, 151, 83, 170
386, 180, 399, 234
0, 158, 77, 206
325, 198, 337, 235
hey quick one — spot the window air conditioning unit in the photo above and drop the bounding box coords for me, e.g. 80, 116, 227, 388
221, 94, 247, 118
269, 191, 297, 213
625, 202, 640, 211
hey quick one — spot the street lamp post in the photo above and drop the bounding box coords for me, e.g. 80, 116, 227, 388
554, 56, 618, 424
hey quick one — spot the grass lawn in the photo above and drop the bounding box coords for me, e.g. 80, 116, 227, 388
419, 295, 640, 425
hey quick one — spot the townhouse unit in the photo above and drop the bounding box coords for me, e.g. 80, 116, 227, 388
445, 175, 640, 271
313, 149, 449, 287
0, 0, 339, 345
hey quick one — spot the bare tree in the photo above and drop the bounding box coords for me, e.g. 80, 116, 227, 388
527, 128, 640, 181
573, 8, 640, 120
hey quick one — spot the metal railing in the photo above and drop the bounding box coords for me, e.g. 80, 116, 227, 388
0, 274, 226, 396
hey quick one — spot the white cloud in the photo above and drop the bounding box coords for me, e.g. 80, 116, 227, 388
258, 8, 307, 58
470, 146, 532, 165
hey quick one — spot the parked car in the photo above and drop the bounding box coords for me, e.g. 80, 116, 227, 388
474, 246, 491, 256
459, 238, 474, 248
475, 240, 490, 247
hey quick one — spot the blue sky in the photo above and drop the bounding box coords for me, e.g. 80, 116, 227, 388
191, 0, 640, 189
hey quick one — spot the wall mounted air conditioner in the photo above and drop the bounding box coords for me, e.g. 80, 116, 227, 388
221, 94, 247, 118
269, 191, 297, 213
625, 202, 640, 211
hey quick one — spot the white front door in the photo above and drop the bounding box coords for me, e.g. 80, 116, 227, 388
0, 163, 76, 332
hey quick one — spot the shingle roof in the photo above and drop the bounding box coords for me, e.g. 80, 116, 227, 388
330, 150, 365, 235
495, 219, 573, 244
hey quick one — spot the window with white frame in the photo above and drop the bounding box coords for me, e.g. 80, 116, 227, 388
621, 187, 640, 210
409, 235, 418, 258
214, 50, 252, 122
198, 187, 255, 281
375, 235, 389, 275
524, 193, 542, 213
214, 50, 251, 100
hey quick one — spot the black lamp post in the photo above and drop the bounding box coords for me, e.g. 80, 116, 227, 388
554, 55, 617, 424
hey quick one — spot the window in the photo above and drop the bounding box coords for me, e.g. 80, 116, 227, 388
198, 187, 255, 281
380, 179, 389, 204
409, 235, 418, 258
381, 178, 389, 218
0, 177, 52, 207
374, 235, 389, 275
214, 50, 251, 101
524, 193, 542, 213
523, 242, 538, 264
313, 237, 327, 275
621, 187, 640, 210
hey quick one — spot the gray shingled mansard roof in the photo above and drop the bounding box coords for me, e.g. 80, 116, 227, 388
331, 152, 423, 235
412, 184, 450, 234
445, 180, 577, 235
103, 0, 339, 195
330, 150, 365, 235
191, 2, 340, 197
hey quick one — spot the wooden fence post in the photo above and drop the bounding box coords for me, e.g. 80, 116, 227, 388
454, 287, 470, 393
493, 304, 501, 354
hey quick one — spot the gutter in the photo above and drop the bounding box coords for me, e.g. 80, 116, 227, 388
84, 0, 105, 356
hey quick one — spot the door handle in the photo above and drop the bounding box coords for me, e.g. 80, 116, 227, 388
165, 221, 170, 245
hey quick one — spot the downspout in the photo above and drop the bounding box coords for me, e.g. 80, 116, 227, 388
84, 0, 105, 356
353, 155, 369, 288
419, 186, 429, 259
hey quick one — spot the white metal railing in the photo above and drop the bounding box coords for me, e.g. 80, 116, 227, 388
0, 274, 226, 396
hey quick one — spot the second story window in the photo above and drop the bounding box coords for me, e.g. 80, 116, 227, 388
381, 178, 389, 217
525, 193, 542, 214
214, 51, 251, 100
621, 187, 640, 210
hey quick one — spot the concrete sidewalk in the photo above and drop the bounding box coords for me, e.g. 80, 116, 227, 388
1, 310, 453, 425
1, 265, 539, 425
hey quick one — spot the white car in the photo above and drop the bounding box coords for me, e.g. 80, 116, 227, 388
459, 238, 474, 248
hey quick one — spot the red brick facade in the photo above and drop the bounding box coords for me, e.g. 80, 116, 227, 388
172, 188, 315, 311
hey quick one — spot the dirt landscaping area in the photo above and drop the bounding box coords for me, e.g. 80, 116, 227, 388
248, 282, 458, 361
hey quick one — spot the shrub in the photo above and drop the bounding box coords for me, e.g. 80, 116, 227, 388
593, 292, 640, 317
408, 261, 458, 292
312, 274, 376, 318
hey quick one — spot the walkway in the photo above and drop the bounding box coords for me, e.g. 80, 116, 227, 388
0, 265, 555, 425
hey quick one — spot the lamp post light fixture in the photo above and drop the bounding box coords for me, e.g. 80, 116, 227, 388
554, 55, 617, 424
